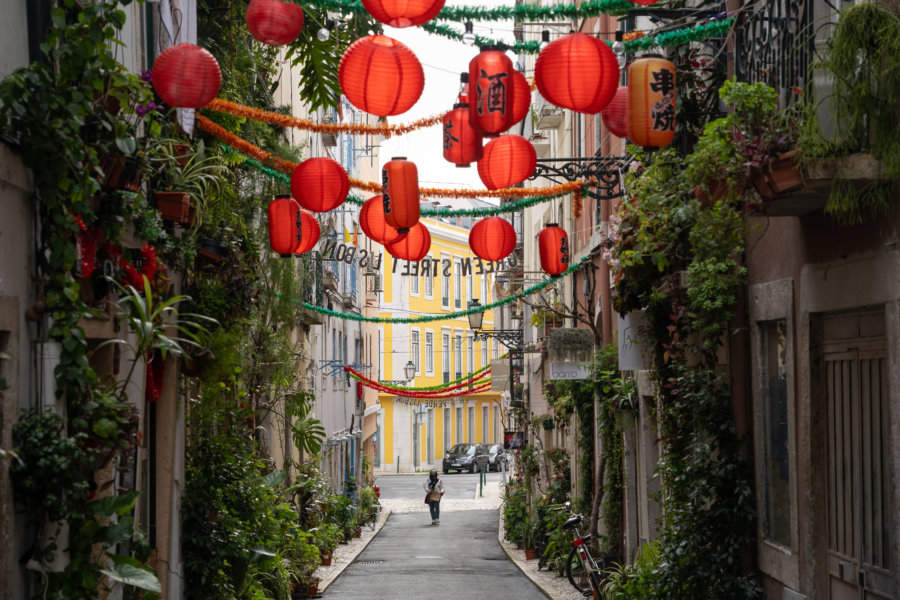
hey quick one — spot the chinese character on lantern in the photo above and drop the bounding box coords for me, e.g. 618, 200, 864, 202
476, 69, 508, 116
443, 119, 460, 150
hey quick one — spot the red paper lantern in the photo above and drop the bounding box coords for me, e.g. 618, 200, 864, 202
152, 44, 222, 108
360, 195, 406, 244
385, 222, 431, 261
268, 195, 301, 256
628, 0, 663, 5
534, 33, 618, 114
294, 210, 321, 255
382, 157, 419, 233
602, 86, 629, 139
477, 135, 536, 190
361, 0, 445, 28
510, 70, 531, 126
469, 46, 515, 136
628, 56, 676, 148
290, 157, 349, 213
469, 217, 516, 262
338, 35, 424, 117
539, 224, 570, 277
442, 103, 483, 168
245, 0, 304, 46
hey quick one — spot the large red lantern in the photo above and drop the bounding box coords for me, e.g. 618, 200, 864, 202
477, 135, 536, 190
382, 157, 419, 233
361, 0, 445, 28
469, 46, 515, 136
469, 217, 516, 262
360, 195, 406, 244
535, 33, 618, 114
442, 103, 483, 168
385, 222, 431, 261
510, 70, 530, 126
602, 86, 629, 139
245, 0, 304, 46
268, 195, 301, 256
294, 210, 320, 255
539, 224, 570, 277
628, 56, 676, 148
152, 44, 222, 108
338, 35, 424, 117
290, 157, 349, 213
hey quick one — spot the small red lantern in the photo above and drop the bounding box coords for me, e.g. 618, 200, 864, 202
469, 217, 516, 262
602, 86, 629, 139
469, 46, 515, 136
268, 195, 301, 256
510, 70, 530, 126
442, 103, 483, 168
628, 56, 676, 148
382, 157, 419, 233
477, 135, 536, 190
245, 0, 304, 46
361, 0, 445, 28
360, 195, 406, 244
539, 224, 569, 277
385, 222, 431, 261
152, 44, 222, 108
338, 35, 424, 117
628, 0, 663, 5
535, 33, 618, 114
294, 210, 320, 255
290, 157, 349, 213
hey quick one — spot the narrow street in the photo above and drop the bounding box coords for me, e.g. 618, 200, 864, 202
323, 473, 548, 600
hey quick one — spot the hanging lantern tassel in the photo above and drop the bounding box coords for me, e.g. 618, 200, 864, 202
382, 157, 420, 233
628, 55, 676, 148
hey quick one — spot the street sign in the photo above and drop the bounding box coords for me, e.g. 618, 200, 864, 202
549, 361, 591, 380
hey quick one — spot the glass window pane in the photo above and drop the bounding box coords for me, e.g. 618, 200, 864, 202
762, 319, 791, 547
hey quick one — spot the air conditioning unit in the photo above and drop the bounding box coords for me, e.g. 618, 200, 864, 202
535, 92, 564, 130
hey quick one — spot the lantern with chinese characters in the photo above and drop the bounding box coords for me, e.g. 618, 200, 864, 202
469, 217, 516, 262
535, 33, 618, 114
360, 195, 406, 244
385, 222, 431, 261
628, 56, 676, 148
152, 44, 222, 108
268, 195, 301, 256
469, 46, 515, 136
361, 0, 445, 28
338, 35, 424, 117
602, 86, 628, 138
290, 157, 349, 213
477, 135, 536, 190
442, 103, 483, 168
294, 210, 320, 255
539, 224, 569, 277
382, 157, 419, 233
245, 0, 305, 46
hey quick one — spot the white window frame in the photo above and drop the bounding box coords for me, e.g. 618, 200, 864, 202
424, 256, 434, 299
454, 259, 462, 308
454, 332, 462, 378
411, 328, 420, 375
481, 339, 488, 369
410, 263, 419, 296
425, 330, 434, 376
493, 339, 499, 359
442, 330, 451, 382
481, 275, 488, 306
482, 405, 489, 443
467, 334, 474, 374
441, 253, 450, 308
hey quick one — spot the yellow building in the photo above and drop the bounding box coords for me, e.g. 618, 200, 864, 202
372, 213, 505, 474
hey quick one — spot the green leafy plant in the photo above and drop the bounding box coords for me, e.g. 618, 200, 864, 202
601, 540, 661, 600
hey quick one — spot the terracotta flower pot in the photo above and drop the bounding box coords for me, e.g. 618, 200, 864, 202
155, 191, 192, 224
101, 156, 142, 191
752, 149, 805, 201
320, 551, 332, 566
525, 549, 537, 560
693, 180, 728, 206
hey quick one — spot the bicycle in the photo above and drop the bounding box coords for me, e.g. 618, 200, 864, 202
558, 502, 608, 598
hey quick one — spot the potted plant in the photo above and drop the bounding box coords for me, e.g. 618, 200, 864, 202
151, 140, 225, 226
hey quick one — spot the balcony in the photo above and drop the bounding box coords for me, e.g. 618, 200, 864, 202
535, 92, 563, 130
323, 271, 338, 293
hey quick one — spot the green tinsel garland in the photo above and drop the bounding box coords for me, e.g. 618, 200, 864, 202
304, 0, 634, 21
294, 256, 589, 324
349, 368, 493, 392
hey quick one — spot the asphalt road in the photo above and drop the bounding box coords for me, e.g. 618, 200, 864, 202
375, 471, 509, 500
322, 510, 547, 600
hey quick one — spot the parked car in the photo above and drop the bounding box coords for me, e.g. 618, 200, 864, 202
486, 443, 509, 471
442, 443, 490, 473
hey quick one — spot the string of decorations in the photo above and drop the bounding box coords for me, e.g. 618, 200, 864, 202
367, 361, 495, 392
206, 98, 446, 137
346, 366, 491, 395
199, 115, 591, 200
348, 368, 494, 398
294, 256, 589, 324
303, 0, 635, 21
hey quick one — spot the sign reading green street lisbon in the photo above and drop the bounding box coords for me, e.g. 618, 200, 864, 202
549, 362, 591, 380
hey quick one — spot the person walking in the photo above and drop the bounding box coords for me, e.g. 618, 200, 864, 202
424, 469, 444, 525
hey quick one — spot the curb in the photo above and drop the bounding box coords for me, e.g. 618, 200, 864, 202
317, 507, 392, 594
496, 510, 577, 600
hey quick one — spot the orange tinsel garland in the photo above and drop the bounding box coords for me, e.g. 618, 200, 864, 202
197, 115, 593, 200
623, 31, 647, 42
206, 98, 445, 138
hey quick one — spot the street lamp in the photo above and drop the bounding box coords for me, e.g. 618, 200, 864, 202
404, 359, 416, 382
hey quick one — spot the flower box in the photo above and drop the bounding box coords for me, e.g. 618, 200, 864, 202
154, 191, 192, 224
750, 149, 805, 202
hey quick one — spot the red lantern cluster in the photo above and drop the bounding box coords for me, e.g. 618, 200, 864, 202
602, 86, 629, 139
382, 157, 419, 233
290, 157, 349, 213
385, 222, 431, 261
360, 195, 406, 245
628, 56, 676, 148
361, 0, 445, 28
469, 217, 516, 262
245, 0, 304, 46
152, 44, 222, 109
442, 103, 483, 168
295, 210, 320, 255
469, 46, 515, 136
539, 224, 569, 277
477, 135, 536, 190
535, 33, 618, 114
338, 35, 424, 117
268, 195, 302, 256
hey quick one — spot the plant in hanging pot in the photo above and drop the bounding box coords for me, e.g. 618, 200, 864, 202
151, 140, 225, 227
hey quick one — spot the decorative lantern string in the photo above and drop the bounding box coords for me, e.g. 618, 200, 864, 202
347, 365, 491, 395
303, 0, 635, 21
353, 376, 494, 398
